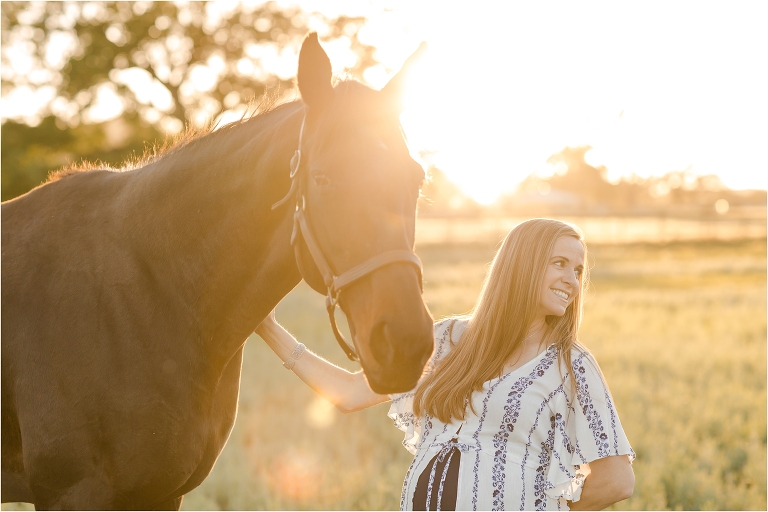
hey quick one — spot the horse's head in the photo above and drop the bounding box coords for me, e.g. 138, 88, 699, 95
288, 33, 433, 394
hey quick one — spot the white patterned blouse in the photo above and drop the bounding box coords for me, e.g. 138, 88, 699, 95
388, 318, 635, 511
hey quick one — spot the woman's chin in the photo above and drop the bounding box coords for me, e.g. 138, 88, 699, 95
543, 306, 568, 318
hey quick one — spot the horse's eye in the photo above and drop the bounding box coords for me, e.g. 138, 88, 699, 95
313, 174, 330, 186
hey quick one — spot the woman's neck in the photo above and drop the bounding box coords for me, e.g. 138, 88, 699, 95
501, 318, 550, 375
523, 317, 548, 349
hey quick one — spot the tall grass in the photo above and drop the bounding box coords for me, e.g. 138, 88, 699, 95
3, 240, 764, 510
181, 239, 766, 510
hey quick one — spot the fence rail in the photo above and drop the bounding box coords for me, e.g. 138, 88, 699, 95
415, 216, 767, 245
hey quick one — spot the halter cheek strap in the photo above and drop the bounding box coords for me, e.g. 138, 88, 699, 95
271, 116, 305, 210
272, 110, 423, 361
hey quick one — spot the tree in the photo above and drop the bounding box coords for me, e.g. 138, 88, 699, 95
418, 166, 481, 216
1, 1, 378, 200
544, 146, 616, 213
1, 113, 163, 201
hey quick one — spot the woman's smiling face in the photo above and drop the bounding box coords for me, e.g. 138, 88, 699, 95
537, 236, 585, 319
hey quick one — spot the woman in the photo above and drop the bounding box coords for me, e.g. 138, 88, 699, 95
256, 218, 635, 510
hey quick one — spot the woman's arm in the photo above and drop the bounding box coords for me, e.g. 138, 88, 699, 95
254, 311, 389, 413
568, 455, 634, 510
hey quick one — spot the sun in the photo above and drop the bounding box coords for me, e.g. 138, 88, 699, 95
359, 3, 768, 201
394, 40, 561, 205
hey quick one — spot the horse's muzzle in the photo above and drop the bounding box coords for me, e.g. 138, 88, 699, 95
361, 313, 434, 394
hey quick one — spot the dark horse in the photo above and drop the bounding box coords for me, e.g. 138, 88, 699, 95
1, 34, 434, 509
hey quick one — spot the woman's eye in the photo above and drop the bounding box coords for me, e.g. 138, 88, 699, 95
313, 174, 330, 186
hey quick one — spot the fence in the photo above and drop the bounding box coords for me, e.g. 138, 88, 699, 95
415, 215, 767, 245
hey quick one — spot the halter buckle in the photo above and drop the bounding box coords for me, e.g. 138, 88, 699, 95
326, 285, 340, 308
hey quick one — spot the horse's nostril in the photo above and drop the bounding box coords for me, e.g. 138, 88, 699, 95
369, 322, 394, 365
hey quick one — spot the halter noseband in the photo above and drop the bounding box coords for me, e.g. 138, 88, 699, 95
272, 111, 423, 361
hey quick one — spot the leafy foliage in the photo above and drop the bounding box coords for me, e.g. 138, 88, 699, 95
1, 1, 377, 200
1, 114, 162, 201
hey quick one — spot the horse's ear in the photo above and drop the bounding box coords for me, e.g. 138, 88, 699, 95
381, 42, 428, 114
298, 32, 334, 110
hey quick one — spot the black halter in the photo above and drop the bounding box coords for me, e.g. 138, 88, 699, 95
272, 112, 423, 361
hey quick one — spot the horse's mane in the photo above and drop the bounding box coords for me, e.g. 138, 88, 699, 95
46, 89, 298, 183
46, 79, 392, 185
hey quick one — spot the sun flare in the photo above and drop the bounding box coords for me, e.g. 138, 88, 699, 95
2, 1, 765, 204
356, 2, 768, 203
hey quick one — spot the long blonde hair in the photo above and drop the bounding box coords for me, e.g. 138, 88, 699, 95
413, 218, 589, 423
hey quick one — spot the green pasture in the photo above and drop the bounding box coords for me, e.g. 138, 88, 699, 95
183, 238, 766, 510
3, 238, 764, 511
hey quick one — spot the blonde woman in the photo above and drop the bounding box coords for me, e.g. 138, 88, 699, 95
256, 218, 635, 510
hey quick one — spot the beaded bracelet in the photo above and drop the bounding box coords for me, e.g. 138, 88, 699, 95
282, 342, 306, 370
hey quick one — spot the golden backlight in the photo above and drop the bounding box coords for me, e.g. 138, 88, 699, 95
356, 2, 768, 203
1, 2, 764, 203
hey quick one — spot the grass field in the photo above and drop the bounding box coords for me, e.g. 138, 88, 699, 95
3, 238, 764, 511
179, 238, 766, 510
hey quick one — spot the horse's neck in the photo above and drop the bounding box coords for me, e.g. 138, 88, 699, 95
129, 105, 304, 356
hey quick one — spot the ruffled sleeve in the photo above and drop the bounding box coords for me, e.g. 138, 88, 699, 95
387, 318, 459, 455
387, 390, 421, 455
545, 349, 635, 503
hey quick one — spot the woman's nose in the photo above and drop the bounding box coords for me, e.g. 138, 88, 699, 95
562, 269, 578, 286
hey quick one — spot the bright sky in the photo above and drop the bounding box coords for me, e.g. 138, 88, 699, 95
4, 1, 766, 203
341, 1, 768, 203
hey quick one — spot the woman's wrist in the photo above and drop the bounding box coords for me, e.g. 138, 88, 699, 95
282, 342, 306, 370
254, 320, 307, 367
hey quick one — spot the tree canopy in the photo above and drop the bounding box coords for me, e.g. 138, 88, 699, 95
1, 1, 377, 200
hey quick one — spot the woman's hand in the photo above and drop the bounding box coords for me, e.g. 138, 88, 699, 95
568, 455, 634, 510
